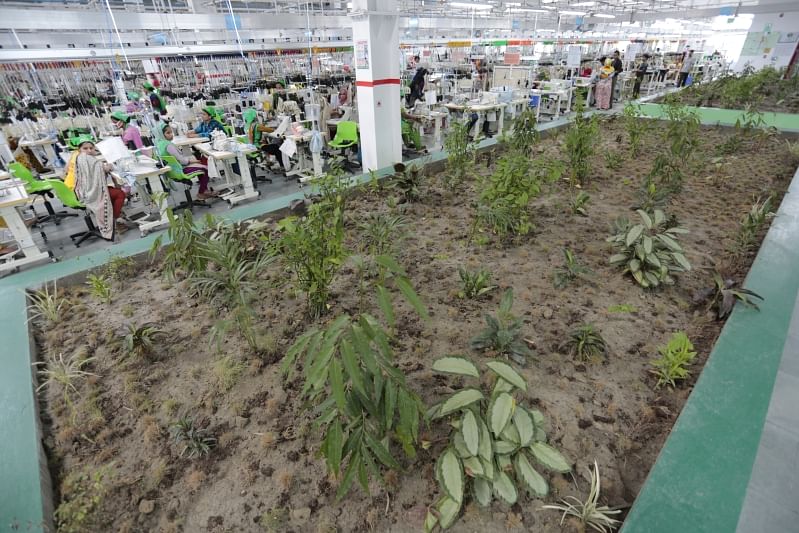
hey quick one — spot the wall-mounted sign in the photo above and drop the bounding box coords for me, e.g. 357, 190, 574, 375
355, 40, 369, 69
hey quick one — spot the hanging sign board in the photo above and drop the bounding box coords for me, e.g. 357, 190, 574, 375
355, 40, 370, 69
504, 52, 521, 65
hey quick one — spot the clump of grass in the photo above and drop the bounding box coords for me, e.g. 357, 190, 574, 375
563, 324, 607, 361
169, 416, 216, 458
105, 255, 136, 281
86, 274, 112, 304
543, 461, 621, 533
213, 356, 246, 392
27, 281, 66, 325
34, 352, 98, 407
457, 266, 496, 299
118, 322, 166, 360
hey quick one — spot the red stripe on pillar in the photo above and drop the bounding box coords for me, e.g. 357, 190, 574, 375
355, 78, 401, 87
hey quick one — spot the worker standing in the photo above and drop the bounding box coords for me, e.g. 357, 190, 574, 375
143, 81, 168, 116
610, 50, 623, 108
678, 50, 695, 87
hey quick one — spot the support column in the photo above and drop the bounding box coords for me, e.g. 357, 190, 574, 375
351, 0, 402, 171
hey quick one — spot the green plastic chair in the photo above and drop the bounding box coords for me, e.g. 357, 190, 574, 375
329, 121, 358, 150
44, 178, 105, 246
9, 162, 77, 225
160, 155, 210, 210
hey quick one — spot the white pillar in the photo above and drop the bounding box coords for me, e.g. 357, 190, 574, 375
351, 0, 402, 171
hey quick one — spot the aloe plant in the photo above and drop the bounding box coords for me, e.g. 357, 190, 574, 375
607, 209, 691, 288
425, 357, 571, 531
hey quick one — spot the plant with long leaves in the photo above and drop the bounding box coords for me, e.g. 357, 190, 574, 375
458, 267, 496, 299
281, 279, 428, 499
27, 281, 65, 325
649, 331, 697, 389
150, 209, 210, 280
695, 271, 764, 319
170, 416, 216, 458
553, 248, 594, 289
391, 163, 425, 203
359, 212, 408, 257
634, 176, 671, 212
34, 352, 98, 408
542, 461, 621, 533
471, 288, 533, 365
117, 322, 166, 360
570, 191, 591, 217
477, 150, 541, 238
424, 357, 571, 531
444, 120, 475, 188
564, 96, 599, 187
607, 209, 691, 288
563, 324, 607, 362
734, 196, 774, 256
622, 102, 646, 156
509, 107, 539, 155
86, 273, 112, 304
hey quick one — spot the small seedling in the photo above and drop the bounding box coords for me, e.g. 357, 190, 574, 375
650, 332, 697, 389
471, 288, 533, 365
553, 248, 593, 289
86, 274, 112, 304
170, 416, 216, 458
213, 355, 246, 392
570, 191, 591, 217
542, 461, 621, 533
563, 324, 607, 361
458, 266, 496, 299
118, 322, 166, 359
607, 304, 637, 314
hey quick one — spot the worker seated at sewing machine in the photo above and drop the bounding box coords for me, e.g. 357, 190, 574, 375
246, 112, 287, 174
187, 106, 226, 138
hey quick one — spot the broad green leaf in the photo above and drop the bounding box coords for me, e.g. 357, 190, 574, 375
636, 210, 653, 229
374, 254, 407, 276
529, 442, 571, 473
364, 430, 401, 470
423, 511, 438, 533
492, 471, 518, 505
340, 339, 365, 396
394, 275, 431, 322
629, 258, 641, 272
497, 454, 512, 472
329, 359, 346, 411
376, 284, 395, 330
494, 440, 519, 454
384, 379, 397, 432
437, 496, 462, 529
478, 419, 493, 463
499, 288, 514, 315
672, 252, 691, 270
657, 233, 682, 252
336, 451, 360, 500
438, 389, 484, 417
653, 209, 666, 226
625, 224, 644, 246
480, 456, 495, 481
492, 378, 515, 396
326, 419, 344, 476
486, 361, 527, 391
462, 411, 480, 456
489, 392, 515, 436
453, 430, 472, 458
529, 409, 545, 427
643, 235, 653, 255
665, 227, 689, 234
473, 477, 492, 507
513, 407, 535, 447
609, 253, 628, 265
438, 448, 464, 503
432, 356, 479, 378
357, 452, 369, 493
462, 456, 484, 477
501, 422, 521, 445
515, 452, 548, 497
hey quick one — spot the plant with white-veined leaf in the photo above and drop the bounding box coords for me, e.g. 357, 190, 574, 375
281, 277, 428, 500
457, 266, 496, 299
424, 357, 571, 531
650, 331, 697, 389
607, 209, 691, 288
470, 288, 534, 365
542, 461, 621, 533
34, 352, 98, 408
553, 248, 594, 289
26, 281, 66, 325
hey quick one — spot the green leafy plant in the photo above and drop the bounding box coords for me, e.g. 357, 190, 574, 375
34, 351, 97, 407
86, 273, 112, 304
696, 271, 764, 319
477, 150, 541, 238
570, 191, 591, 217
170, 416, 216, 458
458, 267, 496, 299
359, 212, 408, 257
634, 176, 671, 212
471, 288, 533, 365
607, 209, 691, 288
444, 120, 475, 187
281, 278, 428, 499
649, 332, 697, 389
279, 173, 347, 318
604, 149, 623, 171
27, 281, 65, 325
542, 461, 621, 533
509, 107, 539, 155
563, 324, 607, 361
607, 304, 636, 314
54, 466, 110, 533
392, 162, 425, 202
472, 202, 517, 242
553, 248, 593, 289
649, 98, 701, 192
564, 96, 599, 187
104, 254, 136, 281
424, 357, 571, 531
622, 102, 646, 156
151, 209, 210, 280
118, 322, 166, 359
734, 196, 774, 255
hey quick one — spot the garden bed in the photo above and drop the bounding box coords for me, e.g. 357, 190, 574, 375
32, 117, 797, 533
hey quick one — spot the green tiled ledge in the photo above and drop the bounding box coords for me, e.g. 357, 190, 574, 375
639, 103, 799, 132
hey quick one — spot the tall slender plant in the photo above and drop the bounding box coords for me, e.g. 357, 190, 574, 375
444, 120, 475, 188
564, 96, 599, 187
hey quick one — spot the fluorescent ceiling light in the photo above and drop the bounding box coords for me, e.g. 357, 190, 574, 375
571, 1, 595, 5
559, 10, 586, 15
593, 13, 615, 18
542, 0, 558, 4
507, 7, 549, 11
450, 1, 494, 8
506, 2, 521, 5
346, 1, 353, 7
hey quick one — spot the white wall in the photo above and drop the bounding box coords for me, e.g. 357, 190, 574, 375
734, 11, 799, 71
